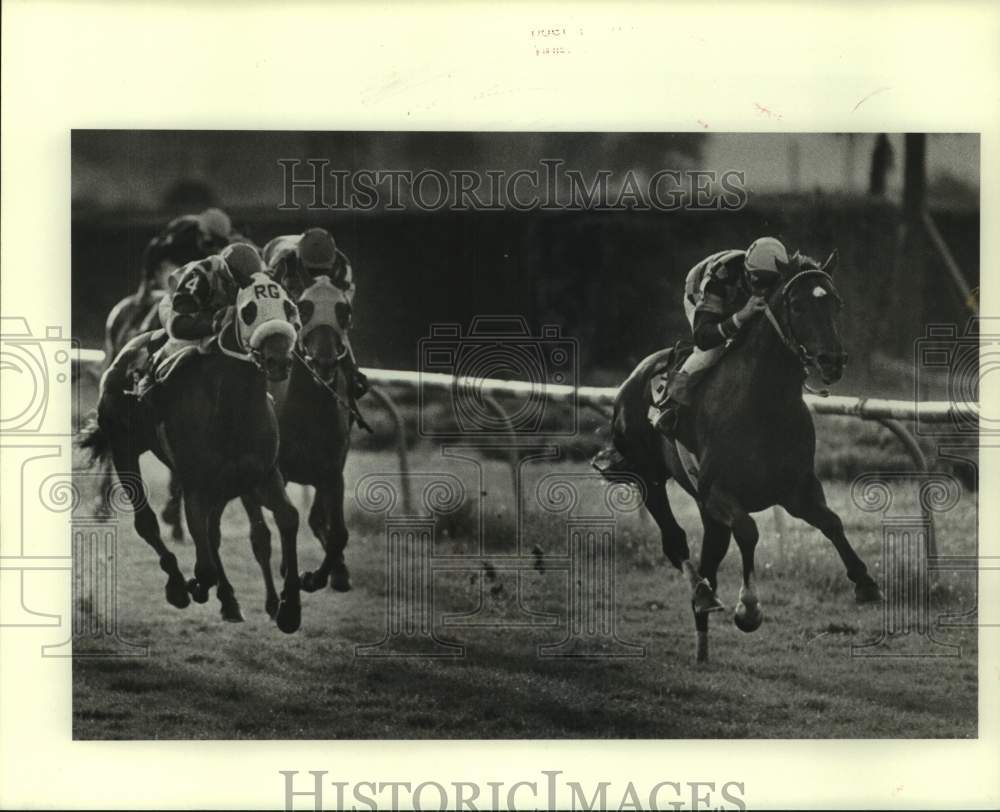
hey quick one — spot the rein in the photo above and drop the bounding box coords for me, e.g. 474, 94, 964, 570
293, 345, 373, 433
761, 268, 841, 397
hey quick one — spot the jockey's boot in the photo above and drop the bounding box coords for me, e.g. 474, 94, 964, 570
591, 446, 632, 481
650, 371, 695, 438
128, 332, 169, 404
132, 371, 157, 403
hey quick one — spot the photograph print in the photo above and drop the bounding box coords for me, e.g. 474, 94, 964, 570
69, 129, 980, 742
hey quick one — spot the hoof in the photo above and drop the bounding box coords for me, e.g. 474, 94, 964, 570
330, 568, 351, 593
734, 601, 764, 633
301, 570, 328, 593
855, 575, 883, 604
220, 602, 244, 623
187, 578, 210, 604
165, 576, 190, 609
276, 598, 301, 634
265, 595, 279, 619
692, 580, 725, 615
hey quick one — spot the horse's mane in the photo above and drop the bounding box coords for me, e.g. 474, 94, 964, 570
787, 250, 822, 273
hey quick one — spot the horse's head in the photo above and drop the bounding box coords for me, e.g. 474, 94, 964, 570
234, 272, 302, 382
294, 275, 353, 385
768, 250, 847, 385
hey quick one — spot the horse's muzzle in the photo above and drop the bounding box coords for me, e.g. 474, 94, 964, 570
816, 352, 847, 384
263, 355, 293, 382
309, 358, 340, 386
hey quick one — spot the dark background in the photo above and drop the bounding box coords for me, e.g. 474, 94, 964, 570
71, 131, 979, 395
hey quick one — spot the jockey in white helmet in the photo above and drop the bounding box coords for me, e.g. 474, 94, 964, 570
650, 237, 788, 437
262, 227, 367, 398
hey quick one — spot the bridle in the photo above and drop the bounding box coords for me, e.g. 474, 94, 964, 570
761, 268, 842, 394
292, 306, 368, 428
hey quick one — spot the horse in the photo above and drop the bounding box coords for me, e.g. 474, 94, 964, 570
80, 272, 305, 633
100, 281, 192, 540
241, 271, 357, 603
596, 250, 882, 662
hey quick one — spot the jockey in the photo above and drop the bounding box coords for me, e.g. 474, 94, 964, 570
105, 243, 263, 401
650, 237, 789, 437
140, 207, 236, 300
263, 227, 367, 398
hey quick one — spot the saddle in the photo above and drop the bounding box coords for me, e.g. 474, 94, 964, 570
146, 314, 248, 391
647, 338, 694, 408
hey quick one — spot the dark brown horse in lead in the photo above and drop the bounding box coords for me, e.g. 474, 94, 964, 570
596, 250, 882, 662
81, 272, 305, 633
241, 270, 358, 607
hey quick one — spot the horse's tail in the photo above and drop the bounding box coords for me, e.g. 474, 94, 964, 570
77, 413, 111, 466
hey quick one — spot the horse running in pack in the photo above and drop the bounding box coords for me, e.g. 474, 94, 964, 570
80, 272, 305, 633
596, 250, 882, 662
240, 253, 360, 598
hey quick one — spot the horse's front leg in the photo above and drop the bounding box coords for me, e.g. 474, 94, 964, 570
208, 502, 243, 622
301, 488, 331, 593
705, 485, 764, 635
642, 478, 723, 614
257, 468, 301, 634
182, 488, 218, 604
161, 473, 185, 542
301, 472, 351, 593
781, 474, 882, 603
692, 505, 734, 662
241, 494, 279, 618
326, 471, 350, 592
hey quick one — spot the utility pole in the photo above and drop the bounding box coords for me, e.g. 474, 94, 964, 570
896, 134, 928, 359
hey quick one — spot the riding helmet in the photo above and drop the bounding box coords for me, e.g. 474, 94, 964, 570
744, 237, 788, 275
220, 242, 263, 287
298, 228, 337, 270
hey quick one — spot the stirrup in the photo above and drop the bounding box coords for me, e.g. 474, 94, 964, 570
592, 447, 628, 475
650, 401, 681, 437
130, 375, 157, 403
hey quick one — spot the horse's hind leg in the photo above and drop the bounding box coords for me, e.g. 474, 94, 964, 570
208, 502, 243, 622
161, 473, 185, 542
256, 468, 301, 634
109, 443, 189, 609
782, 474, 882, 603
242, 495, 279, 618
644, 480, 724, 616
705, 486, 763, 635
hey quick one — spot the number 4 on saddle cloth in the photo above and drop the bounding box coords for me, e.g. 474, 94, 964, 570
124, 274, 300, 405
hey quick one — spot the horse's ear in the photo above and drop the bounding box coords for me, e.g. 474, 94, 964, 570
240, 301, 258, 326
822, 249, 838, 275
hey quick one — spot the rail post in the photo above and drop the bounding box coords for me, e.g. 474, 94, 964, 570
368, 385, 413, 516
